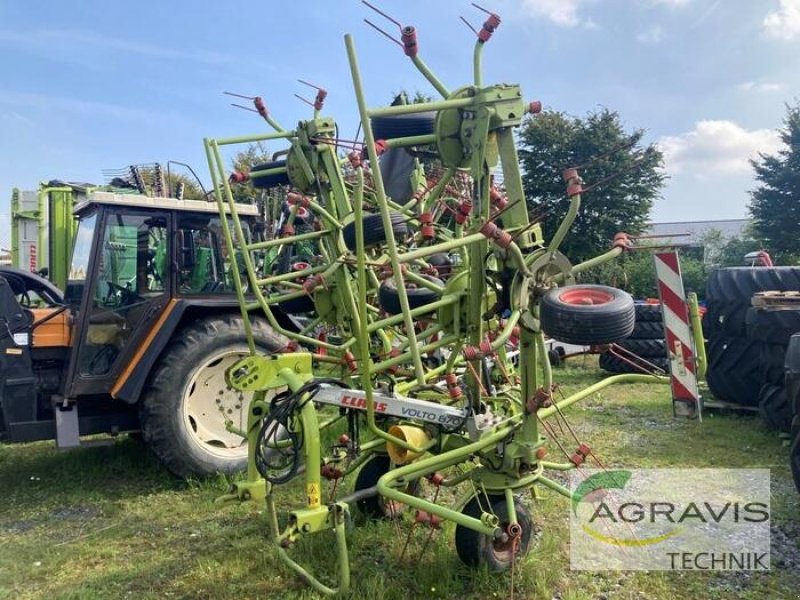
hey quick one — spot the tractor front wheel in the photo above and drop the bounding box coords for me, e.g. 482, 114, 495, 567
140, 314, 286, 478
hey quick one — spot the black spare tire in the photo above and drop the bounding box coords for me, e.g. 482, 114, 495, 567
540, 285, 635, 345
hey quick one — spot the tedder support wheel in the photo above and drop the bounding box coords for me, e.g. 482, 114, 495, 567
353, 454, 418, 519
140, 314, 286, 478
455, 494, 533, 571
250, 160, 291, 189
540, 284, 635, 345
370, 112, 436, 140
378, 274, 443, 316
342, 211, 410, 252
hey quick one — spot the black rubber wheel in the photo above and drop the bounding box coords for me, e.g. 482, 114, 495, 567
426, 253, 453, 279
540, 285, 634, 345
757, 384, 792, 432
786, 334, 800, 417
706, 267, 800, 303
354, 454, 418, 519
250, 160, 290, 189
140, 314, 286, 478
634, 303, 662, 322
760, 343, 788, 386
371, 112, 436, 140
342, 212, 410, 252
455, 495, 533, 571
790, 431, 800, 494
746, 307, 800, 345
378, 274, 443, 316
629, 321, 664, 340
615, 338, 667, 358
276, 257, 316, 315
599, 352, 669, 374
704, 301, 749, 337
705, 335, 761, 407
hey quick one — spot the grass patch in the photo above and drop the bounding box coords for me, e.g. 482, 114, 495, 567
1, 361, 798, 599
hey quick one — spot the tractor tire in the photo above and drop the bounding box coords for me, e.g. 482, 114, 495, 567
786, 334, 800, 417
706, 267, 800, 303
629, 321, 664, 340
746, 307, 800, 345
599, 352, 669, 374
371, 112, 436, 140
250, 160, 291, 189
634, 303, 663, 322
615, 338, 667, 358
455, 494, 533, 571
703, 301, 749, 337
790, 432, 800, 494
342, 212, 410, 252
759, 343, 787, 386
378, 274, 443, 316
540, 285, 635, 345
705, 335, 761, 407
140, 314, 287, 478
757, 384, 792, 432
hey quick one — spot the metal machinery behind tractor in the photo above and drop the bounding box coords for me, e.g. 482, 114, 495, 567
0, 190, 297, 478
205, 4, 674, 594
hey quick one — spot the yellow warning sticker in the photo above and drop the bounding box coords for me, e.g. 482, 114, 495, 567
307, 482, 321, 507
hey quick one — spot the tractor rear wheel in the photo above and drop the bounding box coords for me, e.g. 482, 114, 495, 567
140, 314, 286, 478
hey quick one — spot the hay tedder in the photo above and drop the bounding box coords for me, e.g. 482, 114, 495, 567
204, 4, 669, 594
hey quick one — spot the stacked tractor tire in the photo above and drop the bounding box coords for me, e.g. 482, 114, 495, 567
704, 268, 800, 435
786, 334, 800, 492
599, 303, 669, 374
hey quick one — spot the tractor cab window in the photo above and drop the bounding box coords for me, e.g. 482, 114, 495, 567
176, 215, 250, 295
65, 211, 97, 304
77, 212, 168, 376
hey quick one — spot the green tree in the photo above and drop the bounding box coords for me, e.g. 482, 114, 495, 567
748, 102, 800, 264
517, 109, 665, 262
230, 142, 273, 205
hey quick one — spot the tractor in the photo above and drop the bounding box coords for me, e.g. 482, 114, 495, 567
0, 189, 295, 478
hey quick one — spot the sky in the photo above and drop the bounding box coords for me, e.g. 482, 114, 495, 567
1, 0, 799, 249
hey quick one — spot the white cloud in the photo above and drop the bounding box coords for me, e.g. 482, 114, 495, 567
658, 120, 782, 176
520, 0, 583, 27
0, 90, 164, 123
763, 0, 800, 40
649, 0, 691, 6
636, 25, 665, 44
0, 29, 231, 65
736, 81, 786, 93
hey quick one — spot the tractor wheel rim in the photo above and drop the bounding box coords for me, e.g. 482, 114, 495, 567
558, 288, 614, 305
182, 349, 249, 459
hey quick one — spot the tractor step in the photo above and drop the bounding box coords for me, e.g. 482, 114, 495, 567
55, 404, 80, 448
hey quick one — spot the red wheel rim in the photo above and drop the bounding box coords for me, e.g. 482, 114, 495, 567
558, 288, 614, 306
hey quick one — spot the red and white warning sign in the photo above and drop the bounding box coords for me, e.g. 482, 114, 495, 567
653, 251, 702, 420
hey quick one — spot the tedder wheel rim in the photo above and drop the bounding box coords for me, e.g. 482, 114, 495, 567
181, 349, 249, 460
558, 288, 614, 305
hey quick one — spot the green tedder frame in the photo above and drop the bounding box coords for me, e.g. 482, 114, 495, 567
203, 6, 672, 594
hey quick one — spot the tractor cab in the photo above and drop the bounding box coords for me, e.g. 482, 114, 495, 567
63, 192, 257, 394
0, 190, 259, 447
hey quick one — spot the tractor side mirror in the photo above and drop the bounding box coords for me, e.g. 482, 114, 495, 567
177, 230, 196, 270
